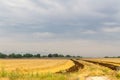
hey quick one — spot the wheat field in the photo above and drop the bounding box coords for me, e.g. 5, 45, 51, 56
0, 59, 75, 80
0, 58, 120, 80
0, 59, 74, 73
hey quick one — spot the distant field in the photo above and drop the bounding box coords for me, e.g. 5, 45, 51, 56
0, 59, 74, 73
84, 58, 120, 63
82, 58, 120, 66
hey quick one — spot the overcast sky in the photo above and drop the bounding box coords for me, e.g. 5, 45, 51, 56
0, 0, 120, 57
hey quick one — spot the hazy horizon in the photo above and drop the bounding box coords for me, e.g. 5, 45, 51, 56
0, 0, 120, 57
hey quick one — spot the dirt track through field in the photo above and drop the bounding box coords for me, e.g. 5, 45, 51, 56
57, 59, 84, 73
83, 60, 120, 71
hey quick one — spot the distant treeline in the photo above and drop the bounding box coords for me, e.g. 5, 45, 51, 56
104, 56, 120, 58
0, 52, 82, 58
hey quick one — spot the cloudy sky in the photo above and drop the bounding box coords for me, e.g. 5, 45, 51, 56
0, 0, 120, 57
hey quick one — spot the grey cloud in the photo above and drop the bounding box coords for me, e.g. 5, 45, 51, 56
0, 0, 120, 56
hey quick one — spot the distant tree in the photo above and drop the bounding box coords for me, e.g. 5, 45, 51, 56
0, 52, 7, 58
117, 56, 120, 58
23, 53, 33, 58
48, 54, 52, 57
58, 54, 64, 57
53, 53, 59, 57
34, 54, 41, 58
65, 55, 71, 57
8, 53, 16, 58
8, 53, 22, 58
77, 56, 82, 58
15, 54, 23, 58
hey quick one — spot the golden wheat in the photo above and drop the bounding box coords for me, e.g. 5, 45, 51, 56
0, 59, 74, 73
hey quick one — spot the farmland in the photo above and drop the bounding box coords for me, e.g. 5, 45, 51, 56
83, 58, 120, 66
0, 59, 74, 73
0, 58, 120, 80
82, 58, 120, 63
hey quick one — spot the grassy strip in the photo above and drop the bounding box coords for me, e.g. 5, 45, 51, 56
0, 68, 68, 80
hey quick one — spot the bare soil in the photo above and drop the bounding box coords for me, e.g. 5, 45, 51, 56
57, 59, 84, 73
83, 60, 119, 70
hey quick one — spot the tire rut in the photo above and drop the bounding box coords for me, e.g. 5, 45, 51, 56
83, 60, 120, 71
57, 59, 84, 73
